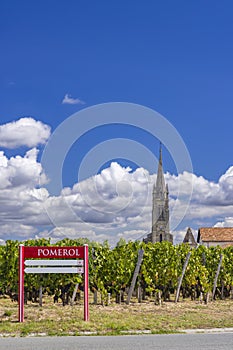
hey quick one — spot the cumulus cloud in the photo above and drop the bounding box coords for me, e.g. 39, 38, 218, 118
167, 167, 233, 207
0, 117, 51, 149
41, 163, 151, 237
0, 158, 152, 243
1, 148, 233, 246
0, 149, 50, 240
0, 148, 48, 189
62, 94, 85, 105
165, 168, 233, 244
36, 226, 113, 245
42, 163, 233, 245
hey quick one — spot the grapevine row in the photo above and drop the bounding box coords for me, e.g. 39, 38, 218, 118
0, 238, 232, 304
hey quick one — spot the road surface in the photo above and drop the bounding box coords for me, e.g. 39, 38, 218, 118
0, 333, 232, 350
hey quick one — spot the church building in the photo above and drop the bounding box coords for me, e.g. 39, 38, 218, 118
144, 145, 173, 244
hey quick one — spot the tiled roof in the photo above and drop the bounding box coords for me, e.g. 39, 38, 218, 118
198, 227, 233, 242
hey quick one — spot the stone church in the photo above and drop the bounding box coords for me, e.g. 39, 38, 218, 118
144, 145, 173, 244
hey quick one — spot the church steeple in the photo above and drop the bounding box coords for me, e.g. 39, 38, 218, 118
144, 143, 173, 244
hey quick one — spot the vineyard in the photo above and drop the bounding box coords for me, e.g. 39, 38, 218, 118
0, 238, 233, 307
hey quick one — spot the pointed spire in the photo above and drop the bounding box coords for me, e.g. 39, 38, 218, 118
155, 142, 166, 197
159, 141, 162, 165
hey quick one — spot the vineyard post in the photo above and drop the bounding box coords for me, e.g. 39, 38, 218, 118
175, 251, 191, 303
137, 285, 142, 303
70, 283, 79, 306
212, 253, 223, 300
126, 249, 144, 305
107, 293, 111, 305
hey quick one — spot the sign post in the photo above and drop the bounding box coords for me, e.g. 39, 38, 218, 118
84, 244, 89, 322
18, 244, 25, 323
18, 245, 89, 322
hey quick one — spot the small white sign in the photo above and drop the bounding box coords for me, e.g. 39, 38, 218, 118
24, 267, 84, 274
25, 259, 83, 266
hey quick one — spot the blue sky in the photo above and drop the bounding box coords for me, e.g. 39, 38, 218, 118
1, 0, 233, 244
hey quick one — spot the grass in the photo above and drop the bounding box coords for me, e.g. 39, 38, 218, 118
0, 295, 233, 337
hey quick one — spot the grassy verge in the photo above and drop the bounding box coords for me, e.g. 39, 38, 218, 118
0, 296, 233, 337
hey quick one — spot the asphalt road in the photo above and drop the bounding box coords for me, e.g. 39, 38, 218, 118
0, 333, 232, 350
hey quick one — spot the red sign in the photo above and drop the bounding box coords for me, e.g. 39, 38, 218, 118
18, 245, 89, 323
23, 246, 84, 259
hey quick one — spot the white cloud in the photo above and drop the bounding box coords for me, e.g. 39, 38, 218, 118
167, 167, 233, 206
62, 94, 85, 105
0, 148, 48, 189
214, 217, 233, 227
1, 146, 233, 246
0, 117, 51, 149
0, 158, 153, 243
0, 149, 50, 240
36, 226, 112, 244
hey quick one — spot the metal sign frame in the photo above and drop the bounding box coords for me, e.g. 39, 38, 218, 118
18, 244, 89, 322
